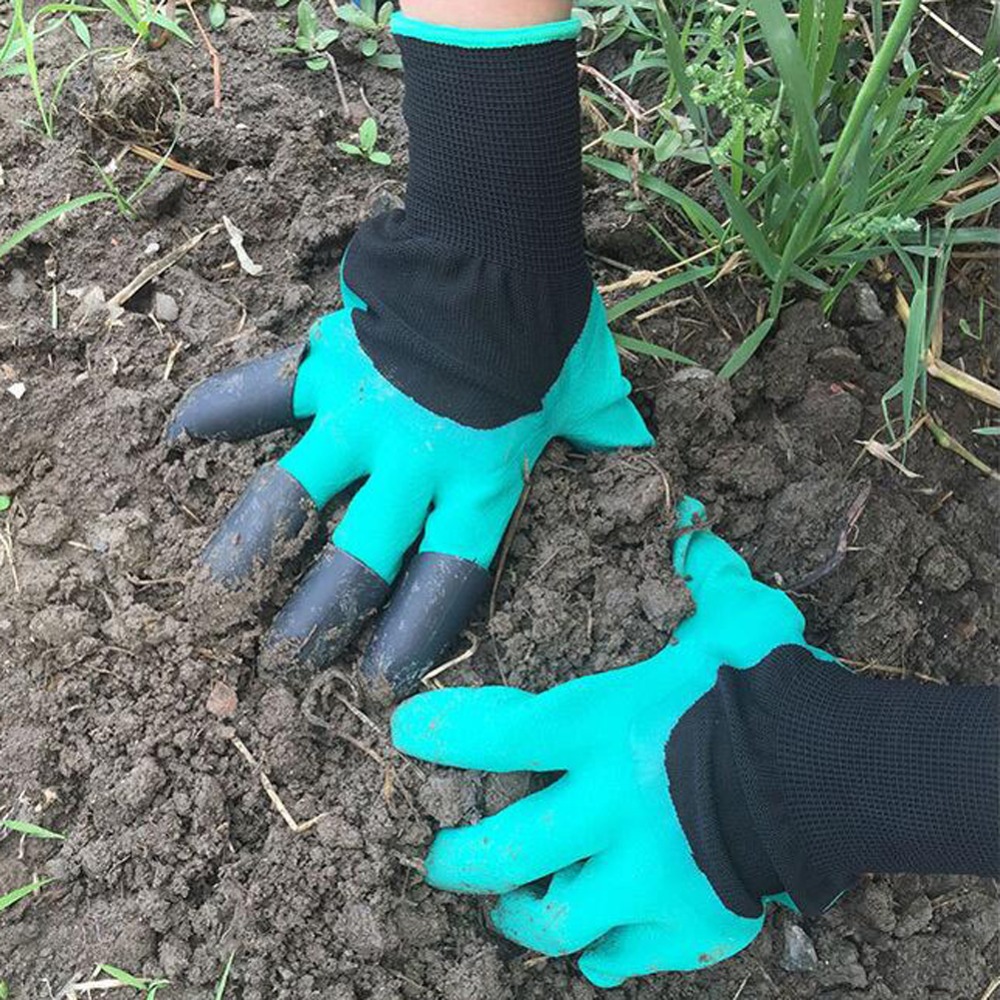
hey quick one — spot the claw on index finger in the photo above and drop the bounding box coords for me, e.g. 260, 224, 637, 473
200, 462, 314, 586
166, 344, 305, 445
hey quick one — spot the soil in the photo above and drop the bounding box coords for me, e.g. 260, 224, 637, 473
1, 6, 997, 1000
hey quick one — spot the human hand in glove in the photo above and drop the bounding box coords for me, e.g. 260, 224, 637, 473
390, 497, 831, 986
166, 15, 651, 699
393, 493, 1000, 987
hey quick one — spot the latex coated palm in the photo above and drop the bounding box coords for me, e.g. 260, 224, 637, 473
166, 273, 650, 698
392, 498, 830, 986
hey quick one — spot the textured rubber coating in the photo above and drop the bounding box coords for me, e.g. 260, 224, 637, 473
361, 552, 491, 700
165, 344, 303, 444
200, 463, 312, 585
262, 544, 389, 683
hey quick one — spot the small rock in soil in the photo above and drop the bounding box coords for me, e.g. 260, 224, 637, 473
781, 923, 818, 971
316, 813, 363, 850
18, 502, 72, 551
137, 172, 186, 220
7, 268, 33, 302
813, 344, 866, 383
153, 291, 180, 322
637, 577, 674, 626
894, 893, 933, 937
815, 935, 867, 989
832, 280, 886, 326
114, 758, 167, 817
856, 879, 897, 934
206, 679, 238, 718
28, 605, 92, 646
417, 772, 476, 827
334, 901, 384, 959
483, 771, 531, 815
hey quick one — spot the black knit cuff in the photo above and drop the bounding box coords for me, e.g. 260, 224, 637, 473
392, 31, 587, 273
342, 30, 593, 427
667, 646, 1000, 918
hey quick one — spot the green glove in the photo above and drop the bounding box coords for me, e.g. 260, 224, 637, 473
165, 14, 651, 699
392, 497, 832, 987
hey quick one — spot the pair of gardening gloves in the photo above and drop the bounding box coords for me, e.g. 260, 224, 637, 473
164, 12, 818, 987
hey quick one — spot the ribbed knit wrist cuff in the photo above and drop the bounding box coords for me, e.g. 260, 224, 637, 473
667, 646, 1000, 918
341, 12, 593, 427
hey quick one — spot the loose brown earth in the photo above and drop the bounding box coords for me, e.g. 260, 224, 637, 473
1, 6, 997, 999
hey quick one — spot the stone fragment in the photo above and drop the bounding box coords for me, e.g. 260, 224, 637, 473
920, 542, 972, 592
137, 172, 185, 219
781, 923, 818, 972
153, 291, 180, 322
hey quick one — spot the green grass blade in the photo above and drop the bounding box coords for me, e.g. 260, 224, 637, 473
652, 0, 705, 129
98, 966, 147, 989
716, 181, 781, 281
149, 10, 193, 43
984, 0, 999, 62
944, 185, 1000, 225
584, 155, 726, 241
615, 333, 698, 366
99, 0, 138, 30
214, 951, 237, 999
2, 819, 65, 840
12, 0, 51, 136
0, 878, 52, 912
813, 0, 847, 105
871, 0, 883, 49
605, 264, 715, 322
753, 0, 823, 177
0, 191, 113, 261
718, 316, 777, 379
843, 110, 874, 216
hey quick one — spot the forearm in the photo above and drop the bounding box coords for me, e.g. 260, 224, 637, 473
668, 646, 1000, 917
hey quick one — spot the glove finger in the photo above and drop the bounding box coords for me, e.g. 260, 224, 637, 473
419, 470, 524, 569
672, 496, 806, 661
424, 775, 611, 894
260, 543, 389, 687
279, 413, 365, 511
490, 854, 631, 956
578, 918, 758, 987
165, 344, 305, 445
331, 467, 433, 584
200, 462, 315, 586
391, 687, 574, 772
360, 552, 490, 703
562, 392, 653, 451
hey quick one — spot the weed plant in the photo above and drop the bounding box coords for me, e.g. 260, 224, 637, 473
96, 0, 191, 45
1, 0, 100, 136
581, 0, 1000, 376
331, 0, 400, 69
337, 115, 392, 164
276, 0, 341, 69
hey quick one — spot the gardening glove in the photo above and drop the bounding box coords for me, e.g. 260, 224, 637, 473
393, 499, 1000, 987
391, 497, 829, 986
166, 14, 651, 699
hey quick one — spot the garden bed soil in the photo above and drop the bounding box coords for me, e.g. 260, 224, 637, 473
1, 7, 997, 999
